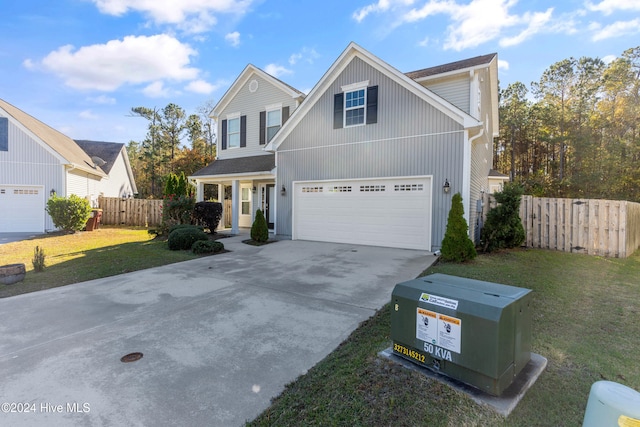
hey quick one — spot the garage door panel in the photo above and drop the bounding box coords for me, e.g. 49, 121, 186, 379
0, 185, 45, 232
293, 177, 431, 250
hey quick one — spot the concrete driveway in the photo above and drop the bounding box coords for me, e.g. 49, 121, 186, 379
0, 236, 434, 426
0, 233, 43, 245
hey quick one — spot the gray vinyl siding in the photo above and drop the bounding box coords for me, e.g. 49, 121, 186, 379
218, 74, 298, 160
423, 76, 470, 115
0, 114, 65, 231
276, 57, 466, 250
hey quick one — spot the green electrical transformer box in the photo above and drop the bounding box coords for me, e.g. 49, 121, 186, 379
391, 273, 532, 396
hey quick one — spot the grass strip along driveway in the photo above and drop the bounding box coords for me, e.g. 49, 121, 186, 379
249, 249, 640, 427
0, 227, 199, 298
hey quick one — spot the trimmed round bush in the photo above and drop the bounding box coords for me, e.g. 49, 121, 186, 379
168, 224, 204, 234
167, 227, 209, 251
191, 240, 224, 255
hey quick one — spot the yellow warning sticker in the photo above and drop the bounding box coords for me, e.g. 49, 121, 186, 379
619, 414, 640, 427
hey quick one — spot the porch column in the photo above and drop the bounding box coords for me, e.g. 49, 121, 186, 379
195, 181, 204, 202
231, 180, 239, 234
218, 183, 225, 228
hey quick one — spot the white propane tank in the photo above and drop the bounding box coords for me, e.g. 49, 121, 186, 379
582, 381, 640, 427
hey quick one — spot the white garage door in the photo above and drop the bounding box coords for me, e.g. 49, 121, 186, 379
293, 177, 431, 250
0, 185, 45, 232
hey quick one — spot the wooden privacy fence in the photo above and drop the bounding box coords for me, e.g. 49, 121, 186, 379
98, 197, 163, 227
481, 194, 640, 258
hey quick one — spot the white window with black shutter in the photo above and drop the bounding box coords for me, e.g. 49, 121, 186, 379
334, 81, 378, 129
221, 112, 246, 150
260, 104, 290, 145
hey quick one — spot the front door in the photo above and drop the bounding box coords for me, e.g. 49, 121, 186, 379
239, 184, 252, 227
265, 184, 275, 229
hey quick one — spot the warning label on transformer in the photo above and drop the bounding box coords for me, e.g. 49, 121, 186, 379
416, 308, 462, 354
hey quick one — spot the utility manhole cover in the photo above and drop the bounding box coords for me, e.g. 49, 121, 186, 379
120, 352, 143, 363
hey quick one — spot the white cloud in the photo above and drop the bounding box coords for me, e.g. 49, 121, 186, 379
288, 47, 320, 65
142, 81, 170, 98
185, 79, 218, 94
79, 110, 99, 120
92, 0, 253, 33
88, 95, 116, 104
602, 54, 617, 64
498, 59, 509, 70
586, 0, 640, 16
591, 18, 640, 41
22, 58, 36, 70
225, 31, 241, 47
264, 63, 292, 78
39, 34, 200, 92
356, 0, 565, 51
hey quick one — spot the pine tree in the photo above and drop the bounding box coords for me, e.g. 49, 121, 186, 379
251, 209, 269, 243
440, 193, 477, 262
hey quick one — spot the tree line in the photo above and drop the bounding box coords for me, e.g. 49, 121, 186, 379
496, 46, 640, 202
126, 101, 216, 198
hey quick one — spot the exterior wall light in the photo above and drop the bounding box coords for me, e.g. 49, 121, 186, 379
443, 179, 450, 194
281, 185, 286, 196
252, 186, 257, 194
50, 189, 56, 197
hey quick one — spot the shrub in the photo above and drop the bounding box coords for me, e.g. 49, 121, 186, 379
167, 227, 209, 251
32, 246, 46, 272
440, 192, 477, 262
480, 182, 526, 252
193, 202, 223, 233
168, 224, 204, 234
163, 171, 192, 198
191, 240, 224, 254
160, 195, 195, 234
46, 195, 93, 232
250, 209, 269, 243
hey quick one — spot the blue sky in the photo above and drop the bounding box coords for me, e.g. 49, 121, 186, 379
1, 0, 638, 145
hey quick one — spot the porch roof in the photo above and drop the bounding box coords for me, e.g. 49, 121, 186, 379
191, 154, 275, 178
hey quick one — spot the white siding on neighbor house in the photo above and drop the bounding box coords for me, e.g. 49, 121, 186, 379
218, 73, 299, 160
275, 57, 466, 251
423, 76, 471, 116
0, 113, 65, 231
99, 151, 135, 198
67, 170, 101, 207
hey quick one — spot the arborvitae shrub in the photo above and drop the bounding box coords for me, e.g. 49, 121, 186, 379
193, 202, 223, 233
250, 209, 269, 243
46, 195, 93, 232
191, 240, 224, 254
481, 183, 526, 252
167, 227, 209, 250
32, 246, 46, 272
440, 192, 477, 262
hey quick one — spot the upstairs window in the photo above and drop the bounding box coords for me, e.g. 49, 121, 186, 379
220, 114, 246, 150
266, 108, 281, 142
0, 117, 8, 151
228, 117, 240, 149
345, 89, 365, 126
334, 82, 378, 129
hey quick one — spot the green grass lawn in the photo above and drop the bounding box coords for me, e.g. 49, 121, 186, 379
249, 248, 640, 427
0, 227, 199, 298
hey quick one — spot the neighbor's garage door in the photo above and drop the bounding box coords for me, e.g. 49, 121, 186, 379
0, 185, 45, 232
293, 177, 431, 250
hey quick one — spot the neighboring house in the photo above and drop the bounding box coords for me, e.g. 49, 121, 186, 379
74, 140, 137, 199
190, 64, 306, 230
192, 42, 506, 251
0, 98, 136, 233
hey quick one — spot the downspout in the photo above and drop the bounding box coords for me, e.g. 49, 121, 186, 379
466, 126, 485, 241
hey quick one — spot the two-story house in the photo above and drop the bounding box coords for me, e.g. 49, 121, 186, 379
191, 43, 505, 251
191, 65, 305, 232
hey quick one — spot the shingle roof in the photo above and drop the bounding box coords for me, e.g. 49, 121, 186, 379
191, 154, 275, 177
0, 98, 106, 177
405, 53, 497, 80
74, 140, 124, 174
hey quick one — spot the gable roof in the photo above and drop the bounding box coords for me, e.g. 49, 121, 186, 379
405, 53, 497, 81
0, 98, 106, 178
211, 64, 306, 120
265, 42, 482, 152
75, 140, 138, 194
